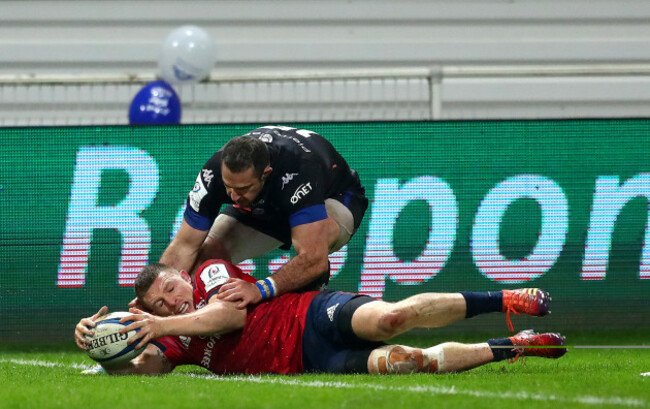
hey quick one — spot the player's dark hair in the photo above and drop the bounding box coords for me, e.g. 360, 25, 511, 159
134, 263, 173, 304
222, 136, 270, 178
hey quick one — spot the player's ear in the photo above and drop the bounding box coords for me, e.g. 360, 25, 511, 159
131, 298, 152, 313
261, 166, 272, 181
180, 270, 191, 283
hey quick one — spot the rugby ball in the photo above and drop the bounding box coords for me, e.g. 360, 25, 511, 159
85, 311, 145, 368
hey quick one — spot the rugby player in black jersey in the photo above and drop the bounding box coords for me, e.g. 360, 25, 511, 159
158, 125, 368, 308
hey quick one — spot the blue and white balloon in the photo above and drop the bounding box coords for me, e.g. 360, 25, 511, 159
128, 80, 181, 125
158, 25, 216, 84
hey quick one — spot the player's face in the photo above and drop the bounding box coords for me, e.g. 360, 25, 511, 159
221, 164, 271, 209
143, 271, 195, 316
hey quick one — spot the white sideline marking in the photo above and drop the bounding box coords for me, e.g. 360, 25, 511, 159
0, 358, 88, 370
181, 373, 646, 407
1, 358, 646, 408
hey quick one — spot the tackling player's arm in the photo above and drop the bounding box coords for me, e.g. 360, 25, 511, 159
214, 220, 331, 308
259, 163, 337, 297
159, 220, 209, 275
217, 168, 336, 307
161, 159, 225, 276
273, 218, 332, 291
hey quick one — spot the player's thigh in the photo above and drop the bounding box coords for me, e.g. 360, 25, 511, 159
324, 198, 355, 253
206, 214, 282, 264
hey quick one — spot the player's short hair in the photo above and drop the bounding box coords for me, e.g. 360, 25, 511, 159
222, 136, 270, 178
134, 263, 176, 304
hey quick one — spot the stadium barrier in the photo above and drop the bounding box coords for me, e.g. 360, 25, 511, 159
3, 64, 650, 125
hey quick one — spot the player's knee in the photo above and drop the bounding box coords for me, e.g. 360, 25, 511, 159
375, 309, 409, 339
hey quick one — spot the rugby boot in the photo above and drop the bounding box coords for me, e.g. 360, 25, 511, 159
502, 288, 550, 331
508, 329, 567, 362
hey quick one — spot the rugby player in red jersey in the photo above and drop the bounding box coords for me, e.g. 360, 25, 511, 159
75, 260, 567, 376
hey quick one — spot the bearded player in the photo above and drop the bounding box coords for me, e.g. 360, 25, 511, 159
158, 125, 369, 309
75, 260, 567, 376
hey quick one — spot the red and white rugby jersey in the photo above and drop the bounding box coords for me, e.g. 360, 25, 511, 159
155, 259, 318, 374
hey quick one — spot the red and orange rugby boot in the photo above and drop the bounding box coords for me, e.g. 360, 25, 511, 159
508, 329, 567, 362
502, 288, 551, 332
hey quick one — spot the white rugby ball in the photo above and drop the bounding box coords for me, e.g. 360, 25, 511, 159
85, 311, 145, 368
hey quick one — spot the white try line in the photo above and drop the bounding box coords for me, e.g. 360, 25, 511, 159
1, 358, 647, 408
0, 358, 88, 370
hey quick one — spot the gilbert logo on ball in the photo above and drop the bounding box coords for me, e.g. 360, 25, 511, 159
85, 311, 145, 368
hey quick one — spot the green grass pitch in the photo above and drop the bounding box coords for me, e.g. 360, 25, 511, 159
2, 331, 649, 409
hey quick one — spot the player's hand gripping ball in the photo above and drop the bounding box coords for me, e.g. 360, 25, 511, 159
84, 312, 144, 368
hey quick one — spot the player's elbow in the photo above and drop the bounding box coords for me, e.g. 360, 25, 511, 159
293, 241, 329, 272
301, 251, 330, 278
315, 255, 330, 277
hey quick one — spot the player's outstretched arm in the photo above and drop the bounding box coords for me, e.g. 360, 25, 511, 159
121, 299, 247, 350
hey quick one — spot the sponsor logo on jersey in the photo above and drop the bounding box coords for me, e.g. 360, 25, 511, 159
326, 303, 340, 322
201, 168, 214, 187
200, 336, 218, 367
281, 172, 299, 190
290, 182, 312, 204
200, 263, 230, 292
189, 173, 208, 212
179, 335, 191, 349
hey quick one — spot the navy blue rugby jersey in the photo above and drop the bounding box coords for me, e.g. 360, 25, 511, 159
184, 125, 363, 231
